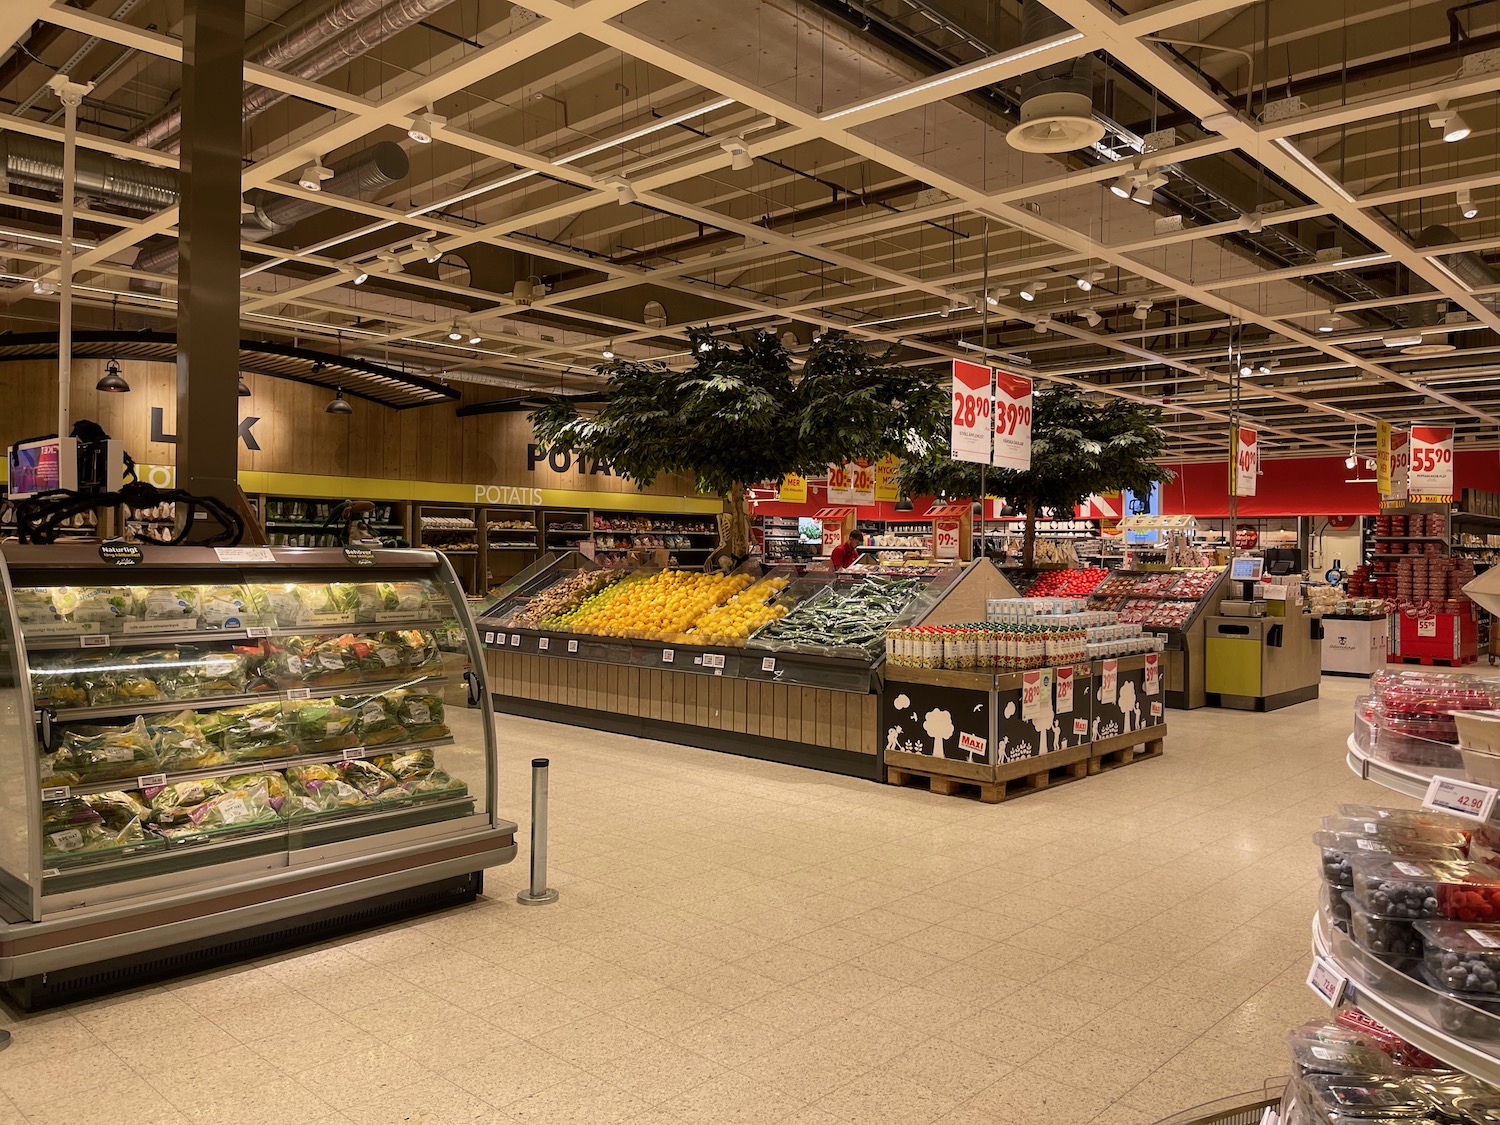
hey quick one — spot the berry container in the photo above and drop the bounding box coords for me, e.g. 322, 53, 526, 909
1414, 920, 1500, 996
1316, 829, 1468, 891
1343, 891, 1425, 966
1350, 856, 1500, 922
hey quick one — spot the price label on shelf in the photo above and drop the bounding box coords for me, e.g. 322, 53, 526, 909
662, 649, 675, 664
510, 634, 521, 647
214, 546, 276, 563
483, 632, 495, 645
1423, 775, 1498, 822
1144, 653, 1159, 696
1306, 955, 1349, 1007
538, 637, 550, 652
79, 633, 109, 649
341, 747, 365, 761
1099, 659, 1118, 706
41, 785, 70, 801
761, 657, 776, 673
567, 639, 579, 653
286, 688, 311, 700
246, 626, 270, 639
703, 653, 726, 669
137, 773, 166, 789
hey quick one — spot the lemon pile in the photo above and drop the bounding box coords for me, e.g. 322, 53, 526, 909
542, 572, 647, 631
688, 576, 790, 645
570, 570, 754, 639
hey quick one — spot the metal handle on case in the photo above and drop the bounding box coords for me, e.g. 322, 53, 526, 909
464, 669, 482, 707
37, 707, 55, 753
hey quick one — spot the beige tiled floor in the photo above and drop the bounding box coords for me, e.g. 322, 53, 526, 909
0, 674, 1452, 1123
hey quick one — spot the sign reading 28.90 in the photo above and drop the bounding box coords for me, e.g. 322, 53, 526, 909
950, 360, 993, 464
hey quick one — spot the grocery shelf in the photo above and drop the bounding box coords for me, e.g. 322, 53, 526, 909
46, 734, 456, 799
1343, 731, 1449, 800
22, 618, 447, 652
1311, 910, 1500, 1086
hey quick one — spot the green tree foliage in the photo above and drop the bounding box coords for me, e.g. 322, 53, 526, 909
897, 385, 1174, 567
530, 329, 948, 560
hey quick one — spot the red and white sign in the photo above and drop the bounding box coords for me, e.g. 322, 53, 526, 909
1021, 669, 1049, 722
958, 731, 988, 762
992, 369, 1033, 471
826, 463, 854, 504
950, 360, 992, 464
1144, 652, 1160, 696
821, 519, 844, 555
1233, 427, 1258, 497
1385, 430, 1410, 501
1409, 425, 1455, 502
1079, 493, 1121, 520
849, 459, 876, 505
933, 518, 961, 559
1055, 665, 1074, 713
1100, 658, 1118, 705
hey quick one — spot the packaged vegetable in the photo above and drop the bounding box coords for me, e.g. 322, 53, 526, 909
249, 584, 304, 627
53, 717, 158, 782
301, 583, 361, 618
402, 769, 464, 798
138, 586, 200, 620
390, 691, 446, 739
151, 711, 230, 771
379, 582, 432, 614
145, 778, 225, 824
372, 749, 436, 781
29, 660, 88, 708
299, 634, 371, 686
40, 754, 81, 788
197, 585, 255, 628
350, 584, 385, 622
337, 758, 398, 797
284, 776, 369, 815
76, 652, 168, 706
84, 790, 151, 831
285, 763, 340, 788
14, 587, 67, 623
221, 771, 290, 811
292, 701, 357, 750
40, 798, 111, 856
338, 693, 405, 746
71, 587, 139, 622
261, 636, 315, 687
168, 648, 252, 699
212, 701, 296, 762
154, 779, 278, 838
393, 629, 442, 674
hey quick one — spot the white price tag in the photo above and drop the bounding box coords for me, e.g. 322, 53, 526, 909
1021, 669, 1050, 722
510, 634, 521, 647
1469, 928, 1500, 949
42, 867, 60, 878
137, 773, 167, 789
992, 368, 1033, 471
1144, 653, 1159, 696
1417, 617, 1437, 638
538, 637, 549, 651
1099, 659, 1118, 706
341, 747, 364, 761
703, 653, 726, 669
41, 785, 71, 801
950, 359, 993, 464
214, 546, 276, 563
1423, 774, 1498, 822
484, 632, 495, 645
286, 687, 311, 700
567, 639, 579, 653
1307, 955, 1349, 1007
79, 634, 109, 648
662, 649, 675, 664
761, 657, 776, 672
246, 626, 270, 638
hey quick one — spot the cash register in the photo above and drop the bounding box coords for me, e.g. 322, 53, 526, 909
1219, 556, 1267, 618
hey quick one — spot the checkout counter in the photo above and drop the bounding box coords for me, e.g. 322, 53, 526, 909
1204, 557, 1324, 711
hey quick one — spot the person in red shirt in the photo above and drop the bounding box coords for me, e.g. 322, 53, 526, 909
829, 531, 864, 569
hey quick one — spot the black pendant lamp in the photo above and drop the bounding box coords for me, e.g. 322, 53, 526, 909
96, 359, 130, 393
238, 376, 251, 397
894, 495, 914, 512
325, 388, 353, 415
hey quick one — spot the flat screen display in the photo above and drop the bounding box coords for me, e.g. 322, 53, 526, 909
9, 438, 63, 499
1229, 556, 1264, 582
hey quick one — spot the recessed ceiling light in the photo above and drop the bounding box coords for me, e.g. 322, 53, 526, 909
1382, 331, 1424, 348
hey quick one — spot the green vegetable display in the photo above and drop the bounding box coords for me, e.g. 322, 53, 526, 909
750, 575, 924, 653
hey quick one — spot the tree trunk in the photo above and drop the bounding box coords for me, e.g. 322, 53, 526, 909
1023, 499, 1037, 570
715, 482, 751, 565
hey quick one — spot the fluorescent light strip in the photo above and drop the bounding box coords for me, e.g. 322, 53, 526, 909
1272, 137, 1356, 203
822, 32, 1085, 121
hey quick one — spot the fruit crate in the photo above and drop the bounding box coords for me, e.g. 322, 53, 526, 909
1391, 608, 1480, 666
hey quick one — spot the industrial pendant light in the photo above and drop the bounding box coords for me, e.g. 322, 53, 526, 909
96, 358, 129, 392
237, 376, 251, 397
325, 389, 353, 415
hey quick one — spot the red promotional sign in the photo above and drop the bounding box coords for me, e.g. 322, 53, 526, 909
950, 360, 992, 464
1409, 426, 1454, 502
992, 369, 1033, 471
933, 518, 961, 559
849, 459, 876, 505
1232, 427, 1258, 497
826, 462, 854, 504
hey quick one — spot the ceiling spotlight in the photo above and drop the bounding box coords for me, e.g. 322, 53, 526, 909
1459, 187, 1479, 219
1132, 171, 1169, 206
1081, 309, 1102, 327
720, 137, 753, 170
298, 159, 333, 191
1382, 331, 1424, 348
407, 106, 446, 144
1035, 315, 1052, 333
1110, 171, 1138, 199
325, 389, 354, 415
1344, 452, 1357, 470
96, 359, 129, 393
1430, 100, 1471, 143
698, 340, 712, 353
412, 237, 441, 263
1019, 280, 1046, 302
238, 376, 251, 397
1238, 360, 1253, 377
607, 176, 637, 205
468, 329, 482, 345
1317, 312, 1337, 333
32, 278, 56, 295
602, 343, 614, 359
1133, 300, 1153, 321
1075, 276, 1092, 292
1364, 456, 1376, 471
351, 270, 368, 285
377, 250, 404, 271
448, 322, 464, 341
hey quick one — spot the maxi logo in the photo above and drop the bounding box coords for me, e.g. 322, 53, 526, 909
151, 407, 261, 451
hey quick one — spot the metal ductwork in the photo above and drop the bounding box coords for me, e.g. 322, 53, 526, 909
131, 0, 459, 152
1416, 225, 1500, 309
130, 141, 410, 286
0, 132, 178, 212
1005, 1, 1103, 153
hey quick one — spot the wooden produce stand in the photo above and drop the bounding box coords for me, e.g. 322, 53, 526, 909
882, 565, 1166, 802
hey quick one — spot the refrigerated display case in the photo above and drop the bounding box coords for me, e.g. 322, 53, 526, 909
480, 557, 962, 778
0, 544, 515, 1007
1087, 567, 1228, 709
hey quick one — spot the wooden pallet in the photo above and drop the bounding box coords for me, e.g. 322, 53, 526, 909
1087, 725, 1167, 775
1393, 654, 1477, 667
887, 753, 1089, 804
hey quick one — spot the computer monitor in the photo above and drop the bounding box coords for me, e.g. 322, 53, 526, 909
1229, 556, 1264, 582
8, 437, 78, 499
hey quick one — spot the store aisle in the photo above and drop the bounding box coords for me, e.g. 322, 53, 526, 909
0, 677, 1441, 1125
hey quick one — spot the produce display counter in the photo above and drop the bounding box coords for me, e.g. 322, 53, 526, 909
0, 545, 515, 1007
480, 556, 977, 779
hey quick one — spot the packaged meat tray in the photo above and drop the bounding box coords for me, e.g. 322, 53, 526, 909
1350, 856, 1500, 923
1116, 599, 1154, 625
1129, 573, 1179, 597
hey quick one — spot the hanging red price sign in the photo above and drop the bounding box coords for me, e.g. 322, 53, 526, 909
826, 462, 854, 503
1409, 425, 1455, 502
849, 459, 876, 505
1232, 427, 1258, 497
1385, 429, 1410, 502
992, 369, 1033, 471
950, 360, 992, 464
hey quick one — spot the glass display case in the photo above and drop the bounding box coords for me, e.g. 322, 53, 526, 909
0, 544, 515, 1006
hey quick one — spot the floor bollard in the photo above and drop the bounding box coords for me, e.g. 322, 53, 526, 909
516, 758, 559, 906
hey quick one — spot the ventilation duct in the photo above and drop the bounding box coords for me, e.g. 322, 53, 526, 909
131, 0, 459, 152
0, 132, 178, 212
131, 141, 410, 286
1416, 225, 1500, 309
1006, 2, 1103, 153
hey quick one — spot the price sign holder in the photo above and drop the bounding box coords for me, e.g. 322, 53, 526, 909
1423, 775, 1498, 822
1307, 955, 1349, 1007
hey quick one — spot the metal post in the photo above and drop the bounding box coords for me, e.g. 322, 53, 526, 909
46, 74, 93, 439
516, 758, 558, 905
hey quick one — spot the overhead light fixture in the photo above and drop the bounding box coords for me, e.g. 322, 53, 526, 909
238, 376, 251, 397
1458, 187, 1479, 219
1382, 331, 1424, 348
377, 251, 404, 271
32, 278, 56, 295
1133, 300, 1153, 321
606, 176, 637, 205
1200, 111, 1238, 133
1317, 312, 1337, 333
1244, 211, 1263, 233
96, 359, 129, 393
697, 340, 711, 353
1364, 456, 1376, 471
1035, 315, 1052, 333
720, 137, 753, 170
1019, 280, 1046, 302
325, 389, 353, 415
1109, 171, 1138, 199
407, 106, 446, 144
1430, 100, 1471, 143
1238, 359, 1253, 377
467, 329, 482, 345
298, 159, 333, 192
1081, 309, 1102, 327
1132, 170, 1169, 206
447, 322, 464, 341
351, 270, 369, 285
1344, 451, 1357, 470
1256, 362, 1272, 376
1075, 275, 1092, 292
602, 343, 614, 359
412, 237, 441, 263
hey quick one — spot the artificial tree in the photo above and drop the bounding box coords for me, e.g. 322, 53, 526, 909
530, 329, 948, 563
898, 385, 1173, 568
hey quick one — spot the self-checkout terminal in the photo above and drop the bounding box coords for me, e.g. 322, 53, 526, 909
1219, 556, 1267, 618
1204, 554, 1322, 711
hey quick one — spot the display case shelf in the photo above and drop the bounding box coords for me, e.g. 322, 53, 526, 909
23, 617, 448, 652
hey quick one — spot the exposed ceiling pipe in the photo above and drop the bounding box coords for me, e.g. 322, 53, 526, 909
131, 0, 459, 152
131, 141, 411, 286
1006, 1, 1102, 153
0, 131, 177, 211
1416, 224, 1500, 311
